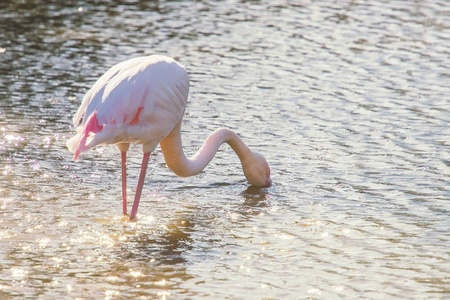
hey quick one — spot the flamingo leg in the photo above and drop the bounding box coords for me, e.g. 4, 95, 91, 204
130, 152, 151, 220
121, 151, 127, 215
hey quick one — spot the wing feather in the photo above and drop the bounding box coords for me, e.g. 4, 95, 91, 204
67, 55, 189, 159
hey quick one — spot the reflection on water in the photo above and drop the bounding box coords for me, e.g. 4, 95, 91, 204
1, 0, 449, 298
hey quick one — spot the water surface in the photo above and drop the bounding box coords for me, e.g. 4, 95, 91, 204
0, 0, 449, 299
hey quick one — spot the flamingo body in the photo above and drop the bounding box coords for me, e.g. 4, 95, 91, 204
67, 55, 189, 160
67, 55, 271, 220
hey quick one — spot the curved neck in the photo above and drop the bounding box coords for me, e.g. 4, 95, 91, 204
159, 125, 251, 178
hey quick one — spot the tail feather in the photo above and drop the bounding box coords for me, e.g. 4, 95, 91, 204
67, 111, 103, 161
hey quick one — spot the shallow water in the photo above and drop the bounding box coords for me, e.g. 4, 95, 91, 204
0, 0, 449, 299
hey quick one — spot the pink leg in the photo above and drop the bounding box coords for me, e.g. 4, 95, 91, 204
129, 152, 151, 220
121, 151, 127, 215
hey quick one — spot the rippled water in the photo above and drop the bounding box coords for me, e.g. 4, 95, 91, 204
1, 0, 449, 299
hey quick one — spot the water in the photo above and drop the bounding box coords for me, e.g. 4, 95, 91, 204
0, 0, 449, 298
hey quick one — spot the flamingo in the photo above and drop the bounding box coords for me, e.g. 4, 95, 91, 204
67, 55, 271, 220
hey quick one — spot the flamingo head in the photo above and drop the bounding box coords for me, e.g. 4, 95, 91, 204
242, 151, 271, 187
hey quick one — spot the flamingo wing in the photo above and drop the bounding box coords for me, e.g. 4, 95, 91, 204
67, 55, 189, 160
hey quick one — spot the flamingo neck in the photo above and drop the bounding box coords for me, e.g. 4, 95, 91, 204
159, 126, 251, 178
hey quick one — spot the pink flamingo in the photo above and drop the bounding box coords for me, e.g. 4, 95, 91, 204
67, 55, 271, 220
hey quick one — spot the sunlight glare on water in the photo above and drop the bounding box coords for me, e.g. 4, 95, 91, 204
0, 0, 449, 299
